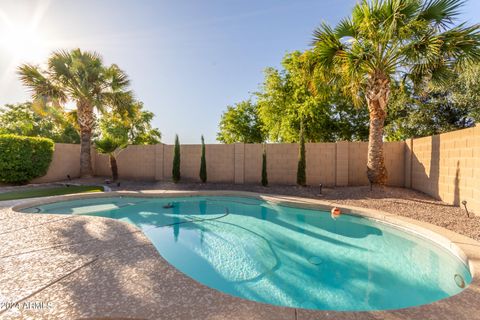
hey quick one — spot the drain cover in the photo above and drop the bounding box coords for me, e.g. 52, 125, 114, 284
454, 274, 465, 288
308, 256, 322, 265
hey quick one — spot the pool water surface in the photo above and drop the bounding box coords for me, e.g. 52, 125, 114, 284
22, 196, 472, 311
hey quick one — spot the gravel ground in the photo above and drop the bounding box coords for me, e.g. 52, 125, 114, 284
2, 178, 479, 241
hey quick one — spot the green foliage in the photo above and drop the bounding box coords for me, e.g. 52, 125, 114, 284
172, 134, 181, 183
311, 0, 480, 184
217, 100, 265, 143
0, 102, 79, 143
296, 126, 306, 186
94, 134, 126, 181
385, 81, 476, 140
199, 135, 207, 183
0, 134, 54, 183
261, 146, 268, 187
18, 48, 133, 176
312, 0, 480, 106
95, 135, 127, 155
0, 185, 103, 201
255, 51, 369, 143
18, 49, 131, 112
98, 101, 161, 145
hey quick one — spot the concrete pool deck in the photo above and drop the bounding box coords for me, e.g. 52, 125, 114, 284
1, 190, 479, 320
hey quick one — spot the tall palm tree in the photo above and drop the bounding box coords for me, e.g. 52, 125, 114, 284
312, 0, 480, 185
18, 48, 131, 177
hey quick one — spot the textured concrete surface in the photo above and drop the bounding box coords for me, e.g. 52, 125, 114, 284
1, 190, 479, 320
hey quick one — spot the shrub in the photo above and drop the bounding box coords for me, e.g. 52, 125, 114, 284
172, 134, 181, 183
199, 135, 207, 183
297, 126, 306, 186
261, 145, 268, 186
0, 134, 54, 183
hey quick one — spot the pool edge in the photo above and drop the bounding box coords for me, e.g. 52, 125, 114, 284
9, 189, 480, 318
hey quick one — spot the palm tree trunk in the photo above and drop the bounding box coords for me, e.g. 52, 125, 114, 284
77, 101, 95, 177
366, 74, 389, 185
109, 154, 118, 181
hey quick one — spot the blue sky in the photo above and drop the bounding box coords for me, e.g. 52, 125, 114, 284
1, 0, 480, 143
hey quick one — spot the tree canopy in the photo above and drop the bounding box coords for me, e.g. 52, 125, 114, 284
217, 100, 266, 143
98, 100, 161, 145
0, 102, 79, 143
217, 51, 370, 143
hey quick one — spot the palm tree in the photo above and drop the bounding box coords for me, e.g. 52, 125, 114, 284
94, 135, 127, 181
312, 0, 480, 185
18, 48, 131, 177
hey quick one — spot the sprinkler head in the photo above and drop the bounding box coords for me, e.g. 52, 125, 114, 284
461, 200, 470, 218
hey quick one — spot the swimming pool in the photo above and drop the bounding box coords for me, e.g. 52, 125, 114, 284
22, 195, 472, 311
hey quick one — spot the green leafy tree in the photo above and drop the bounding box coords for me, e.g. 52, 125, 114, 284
172, 134, 181, 183
385, 80, 477, 140
261, 145, 268, 187
98, 100, 161, 145
217, 100, 265, 143
297, 124, 306, 186
94, 135, 127, 181
312, 0, 480, 185
450, 62, 480, 121
18, 48, 132, 177
94, 97, 160, 180
256, 51, 369, 142
0, 102, 79, 143
199, 135, 207, 183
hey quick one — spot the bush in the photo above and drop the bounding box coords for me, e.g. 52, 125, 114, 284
172, 134, 181, 183
199, 135, 207, 183
261, 145, 268, 186
297, 127, 306, 186
0, 134, 54, 183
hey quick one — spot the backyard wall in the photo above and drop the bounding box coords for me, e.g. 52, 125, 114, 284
32, 143, 81, 183
34, 127, 480, 214
405, 126, 480, 214
91, 141, 406, 187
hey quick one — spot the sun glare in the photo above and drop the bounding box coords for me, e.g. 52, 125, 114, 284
1, 24, 48, 62
0, 1, 54, 65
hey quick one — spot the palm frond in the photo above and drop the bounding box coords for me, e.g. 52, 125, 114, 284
104, 64, 130, 91
418, 0, 465, 29
312, 23, 345, 69
17, 64, 67, 103
94, 135, 127, 154
335, 18, 356, 38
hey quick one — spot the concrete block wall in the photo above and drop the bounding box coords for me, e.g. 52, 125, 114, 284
306, 143, 336, 186
32, 126, 480, 214
244, 144, 263, 184
38, 141, 406, 187
265, 144, 299, 185
32, 144, 81, 183
407, 127, 480, 214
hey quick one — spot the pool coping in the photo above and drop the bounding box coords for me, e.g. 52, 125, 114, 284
9, 189, 480, 319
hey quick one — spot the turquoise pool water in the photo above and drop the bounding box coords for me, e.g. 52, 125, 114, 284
23, 196, 472, 311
